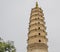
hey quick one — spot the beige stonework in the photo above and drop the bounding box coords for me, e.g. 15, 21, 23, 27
27, 2, 48, 52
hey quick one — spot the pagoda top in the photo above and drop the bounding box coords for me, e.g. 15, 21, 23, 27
36, 1, 38, 8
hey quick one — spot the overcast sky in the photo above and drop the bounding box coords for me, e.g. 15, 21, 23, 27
0, 0, 60, 52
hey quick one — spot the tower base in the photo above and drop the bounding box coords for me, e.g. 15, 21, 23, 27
27, 43, 48, 52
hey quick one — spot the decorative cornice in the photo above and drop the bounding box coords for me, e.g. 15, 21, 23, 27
30, 16, 45, 20
27, 35, 48, 41
31, 10, 43, 16
30, 18, 44, 23
30, 13, 44, 17
29, 28, 46, 34
32, 7, 43, 12
28, 29, 47, 36
29, 23, 46, 30
31, 12, 44, 17
31, 10, 42, 13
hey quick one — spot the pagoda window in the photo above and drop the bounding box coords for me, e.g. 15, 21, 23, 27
38, 18, 39, 19
41, 15, 42, 17
39, 33, 40, 35
39, 40, 41, 42
38, 27, 40, 29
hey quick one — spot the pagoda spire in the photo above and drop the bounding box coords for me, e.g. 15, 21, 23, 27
36, 1, 38, 8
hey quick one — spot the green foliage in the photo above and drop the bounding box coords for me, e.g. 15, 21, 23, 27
0, 38, 16, 52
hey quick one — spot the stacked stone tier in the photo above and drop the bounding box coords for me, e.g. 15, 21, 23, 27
28, 29, 47, 37
27, 35, 48, 45
31, 7, 43, 13
29, 23, 46, 31
30, 18, 45, 24
30, 15, 45, 20
27, 43, 48, 50
30, 7, 43, 16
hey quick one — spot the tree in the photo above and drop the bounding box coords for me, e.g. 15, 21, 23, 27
0, 37, 16, 52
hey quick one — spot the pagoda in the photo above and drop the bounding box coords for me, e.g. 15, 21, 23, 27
27, 2, 48, 52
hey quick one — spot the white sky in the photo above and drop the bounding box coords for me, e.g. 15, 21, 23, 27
0, 0, 60, 52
